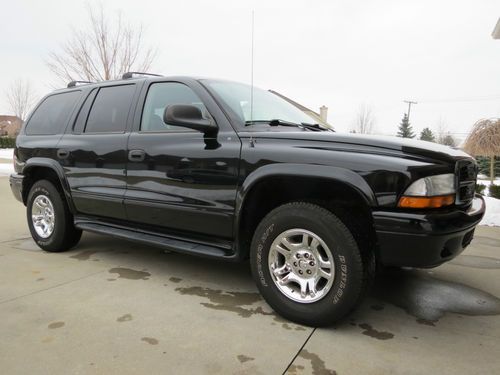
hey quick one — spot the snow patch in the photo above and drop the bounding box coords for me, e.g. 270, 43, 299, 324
0, 148, 14, 160
0, 163, 14, 176
480, 196, 500, 227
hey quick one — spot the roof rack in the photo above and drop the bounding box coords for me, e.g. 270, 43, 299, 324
67, 80, 94, 88
122, 72, 163, 79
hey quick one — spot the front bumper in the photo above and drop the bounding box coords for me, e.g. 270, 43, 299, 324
373, 196, 485, 268
9, 173, 24, 203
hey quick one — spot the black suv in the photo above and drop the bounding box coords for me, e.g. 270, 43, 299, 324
10, 73, 485, 326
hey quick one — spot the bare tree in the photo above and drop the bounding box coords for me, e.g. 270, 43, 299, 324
47, 2, 156, 83
352, 104, 375, 134
6, 79, 37, 121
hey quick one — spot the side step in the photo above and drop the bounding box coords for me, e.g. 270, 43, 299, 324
75, 221, 235, 260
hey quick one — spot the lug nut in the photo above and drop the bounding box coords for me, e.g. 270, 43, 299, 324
310, 261, 314, 266
293, 262, 297, 266
297, 254, 301, 258
304, 253, 309, 258
307, 270, 312, 274
299, 270, 303, 275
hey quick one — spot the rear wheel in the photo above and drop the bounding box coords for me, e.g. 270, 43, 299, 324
27, 180, 82, 252
250, 202, 370, 326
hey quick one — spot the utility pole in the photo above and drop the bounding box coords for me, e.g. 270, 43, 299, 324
403, 100, 418, 122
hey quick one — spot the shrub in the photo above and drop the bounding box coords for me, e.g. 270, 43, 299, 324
0, 137, 16, 148
489, 185, 500, 199
475, 184, 486, 195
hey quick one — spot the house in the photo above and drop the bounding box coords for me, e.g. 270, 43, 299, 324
492, 18, 500, 39
269, 90, 332, 128
0, 115, 23, 137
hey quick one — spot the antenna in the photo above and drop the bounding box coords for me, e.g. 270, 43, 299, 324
250, 10, 255, 123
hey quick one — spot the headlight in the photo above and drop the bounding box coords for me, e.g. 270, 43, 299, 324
398, 173, 455, 208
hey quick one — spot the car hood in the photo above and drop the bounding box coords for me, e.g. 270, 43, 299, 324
239, 130, 471, 163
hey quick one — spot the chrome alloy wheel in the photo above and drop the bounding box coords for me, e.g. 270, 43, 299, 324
268, 229, 335, 303
31, 195, 55, 239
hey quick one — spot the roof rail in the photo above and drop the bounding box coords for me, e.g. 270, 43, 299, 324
122, 72, 163, 79
67, 80, 94, 88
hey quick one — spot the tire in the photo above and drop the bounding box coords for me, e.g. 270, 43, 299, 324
27, 180, 82, 252
250, 202, 371, 327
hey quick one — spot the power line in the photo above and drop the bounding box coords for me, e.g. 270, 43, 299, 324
403, 100, 417, 122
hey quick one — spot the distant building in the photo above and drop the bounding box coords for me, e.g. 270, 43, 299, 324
0, 115, 23, 137
268, 90, 332, 128
492, 18, 500, 39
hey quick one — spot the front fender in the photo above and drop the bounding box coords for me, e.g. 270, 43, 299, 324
237, 163, 378, 211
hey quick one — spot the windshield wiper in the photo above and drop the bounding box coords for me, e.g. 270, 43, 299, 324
245, 119, 332, 132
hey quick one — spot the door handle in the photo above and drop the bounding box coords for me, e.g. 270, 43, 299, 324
128, 149, 146, 162
57, 149, 69, 159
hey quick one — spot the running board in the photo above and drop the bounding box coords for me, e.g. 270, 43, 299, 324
75, 221, 234, 260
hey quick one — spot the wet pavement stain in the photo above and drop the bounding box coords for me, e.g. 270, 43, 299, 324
237, 354, 255, 363
358, 323, 394, 340
297, 349, 337, 375
372, 269, 500, 324
287, 364, 305, 374
41, 336, 54, 343
48, 321, 65, 329
36, 278, 45, 282
70, 250, 102, 261
108, 267, 151, 280
169, 277, 182, 283
117, 314, 133, 322
141, 337, 159, 345
175, 285, 307, 329
175, 286, 263, 318
416, 318, 435, 326
450, 255, 500, 269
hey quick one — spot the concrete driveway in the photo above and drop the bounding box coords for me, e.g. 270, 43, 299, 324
0, 176, 499, 375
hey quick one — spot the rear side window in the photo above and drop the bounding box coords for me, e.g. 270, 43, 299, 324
25, 91, 81, 135
73, 89, 97, 134
85, 85, 135, 133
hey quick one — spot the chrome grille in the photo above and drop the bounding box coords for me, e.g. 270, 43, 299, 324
455, 159, 477, 205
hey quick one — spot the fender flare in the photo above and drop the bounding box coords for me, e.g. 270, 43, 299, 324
234, 163, 377, 239
22, 158, 76, 213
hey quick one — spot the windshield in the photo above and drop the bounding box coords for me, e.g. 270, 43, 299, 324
204, 80, 319, 126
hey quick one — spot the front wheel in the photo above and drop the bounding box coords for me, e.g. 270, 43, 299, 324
27, 180, 82, 252
250, 202, 369, 326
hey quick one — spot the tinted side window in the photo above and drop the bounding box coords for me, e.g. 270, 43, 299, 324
85, 85, 135, 133
141, 82, 207, 132
25, 91, 81, 135
73, 89, 97, 134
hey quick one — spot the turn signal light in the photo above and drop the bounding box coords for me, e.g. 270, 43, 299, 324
398, 194, 455, 209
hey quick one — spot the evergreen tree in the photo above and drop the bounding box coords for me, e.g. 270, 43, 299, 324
397, 114, 415, 138
419, 127, 435, 142
477, 156, 500, 177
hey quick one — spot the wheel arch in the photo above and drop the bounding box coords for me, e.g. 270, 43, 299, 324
234, 164, 379, 261
21, 158, 75, 213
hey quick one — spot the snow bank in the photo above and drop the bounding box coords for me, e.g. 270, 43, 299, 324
480, 196, 500, 227
0, 148, 14, 160
0, 163, 14, 176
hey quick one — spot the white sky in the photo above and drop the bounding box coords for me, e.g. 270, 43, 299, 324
1, 0, 500, 141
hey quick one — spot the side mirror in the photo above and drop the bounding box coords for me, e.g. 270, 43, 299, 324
164, 104, 217, 135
